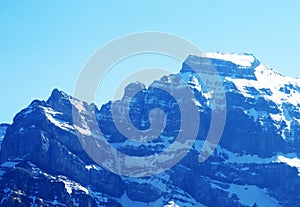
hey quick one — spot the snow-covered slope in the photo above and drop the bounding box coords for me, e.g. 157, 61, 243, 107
221, 57, 300, 139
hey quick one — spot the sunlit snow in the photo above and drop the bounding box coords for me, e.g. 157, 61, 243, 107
204, 52, 255, 67
164, 200, 180, 207
276, 155, 300, 175
40, 106, 74, 131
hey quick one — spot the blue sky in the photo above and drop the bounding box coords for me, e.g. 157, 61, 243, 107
1, 1, 300, 123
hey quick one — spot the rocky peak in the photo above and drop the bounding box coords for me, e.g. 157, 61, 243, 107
123, 82, 146, 100
48, 88, 71, 102
46, 88, 73, 113
181, 53, 260, 80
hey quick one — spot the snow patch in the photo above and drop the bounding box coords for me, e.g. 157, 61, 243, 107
276, 155, 300, 175
228, 184, 282, 207
85, 164, 102, 171
58, 176, 89, 195
204, 52, 255, 67
224, 150, 275, 164
188, 76, 202, 91
40, 106, 74, 131
164, 200, 180, 207
74, 125, 91, 136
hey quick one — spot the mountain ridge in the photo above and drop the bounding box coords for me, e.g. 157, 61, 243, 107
1, 53, 300, 206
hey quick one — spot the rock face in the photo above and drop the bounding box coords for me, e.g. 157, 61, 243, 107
0, 124, 9, 147
1, 52, 300, 206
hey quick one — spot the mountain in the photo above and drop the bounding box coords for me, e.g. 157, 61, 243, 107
1, 52, 300, 206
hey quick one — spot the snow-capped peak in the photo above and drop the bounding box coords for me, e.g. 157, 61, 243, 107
204, 52, 256, 67
180, 52, 300, 141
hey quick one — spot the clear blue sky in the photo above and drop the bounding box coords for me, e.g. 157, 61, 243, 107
1, 0, 300, 123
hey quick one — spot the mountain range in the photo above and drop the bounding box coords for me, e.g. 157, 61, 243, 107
1, 52, 300, 206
